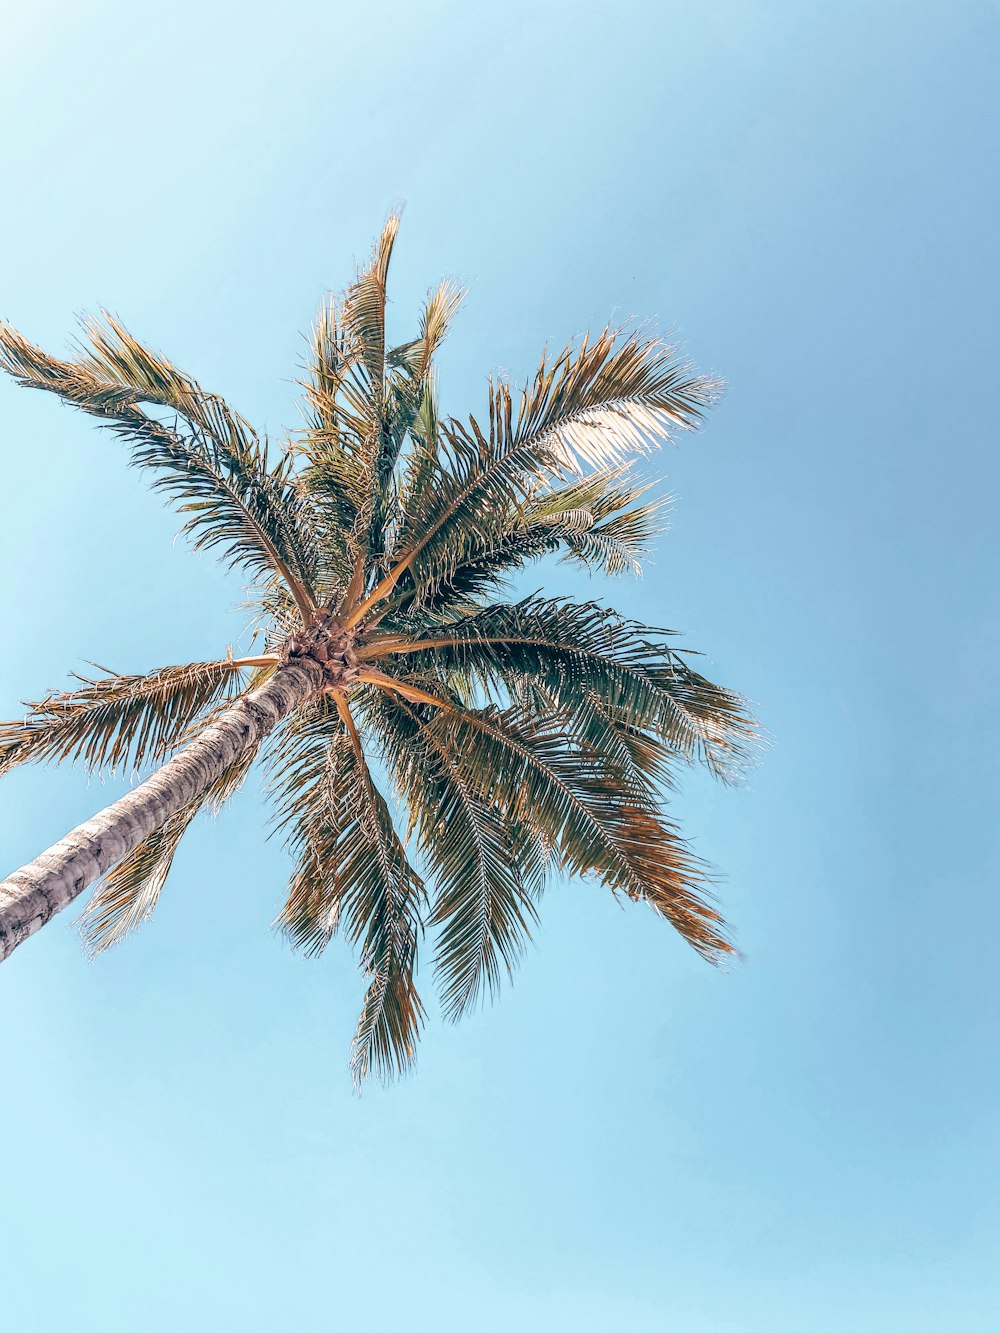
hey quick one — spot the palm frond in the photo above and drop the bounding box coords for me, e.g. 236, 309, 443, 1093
362, 674, 731, 962
0, 660, 246, 777
0, 318, 320, 616
76, 312, 261, 458
357, 688, 546, 1019
298, 213, 413, 591
361, 595, 756, 781
442, 701, 729, 960
337, 695, 426, 1085
388, 280, 465, 386
344, 211, 400, 382
380, 465, 670, 618
347, 327, 718, 625
515, 681, 682, 797
267, 691, 426, 1082
512, 325, 719, 463
528, 468, 671, 577
267, 696, 350, 955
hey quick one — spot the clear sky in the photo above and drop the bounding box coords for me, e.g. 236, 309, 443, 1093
1, 2, 997, 1329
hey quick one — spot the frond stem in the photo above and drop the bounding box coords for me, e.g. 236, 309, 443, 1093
229, 654, 281, 669
332, 689, 366, 764
354, 669, 450, 709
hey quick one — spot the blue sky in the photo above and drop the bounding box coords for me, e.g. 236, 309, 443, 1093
1, 2, 998, 1329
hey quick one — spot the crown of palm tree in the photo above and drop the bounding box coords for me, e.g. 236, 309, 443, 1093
0, 215, 756, 1084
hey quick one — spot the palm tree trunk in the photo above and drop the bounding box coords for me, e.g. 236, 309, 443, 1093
0, 658, 326, 963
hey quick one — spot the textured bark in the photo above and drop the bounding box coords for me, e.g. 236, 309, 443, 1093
0, 658, 326, 963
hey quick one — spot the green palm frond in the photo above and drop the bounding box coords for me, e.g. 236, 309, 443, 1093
268, 692, 426, 1082
388, 280, 465, 385
0, 660, 246, 777
76, 312, 261, 456
381, 465, 670, 618
299, 237, 466, 610
347, 328, 718, 625
358, 687, 546, 1019
363, 675, 730, 962
0, 318, 320, 617
303, 216, 401, 447
342, 211, 401, 391
298, 213, 416, 592
528, 467, 671, 577
267, 696, 349, 956
440, 701, 728, 960
517, 682, 682, 797
361, 595, 755, 780
77, 739, 260, 956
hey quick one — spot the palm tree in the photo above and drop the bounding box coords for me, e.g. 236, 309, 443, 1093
0, 216, 756, 1081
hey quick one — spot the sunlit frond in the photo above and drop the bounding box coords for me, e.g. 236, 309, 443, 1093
348, 327, 718, 625
512, 325, 719, 464
388, 280, 465, 386
342, 211, 400, 387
